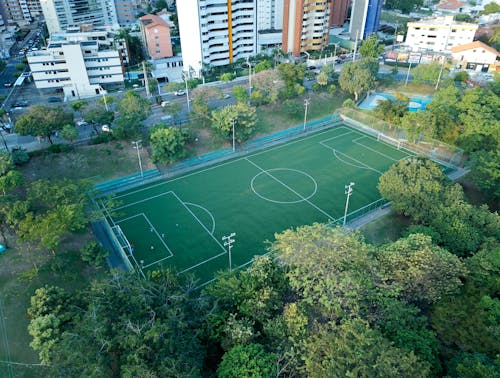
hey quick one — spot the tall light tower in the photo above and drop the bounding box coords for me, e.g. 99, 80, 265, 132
303, 98, 311, 131
343, 182, 355, 226
245, 57, 253, 100
231, 118, 236, 152
222, 232, 236, 271
132, 140, 144, 178
182, 71, 190, 113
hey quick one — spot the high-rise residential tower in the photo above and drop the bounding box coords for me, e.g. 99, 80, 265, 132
349, 0, 382, 40
283, 0, 331, 57
40, 0, 118, 34
177, 0, 257, 75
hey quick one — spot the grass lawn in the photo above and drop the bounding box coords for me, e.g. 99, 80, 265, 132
255, 91, 349, 136
0, 142, 148, 376
0, 233, 105, 377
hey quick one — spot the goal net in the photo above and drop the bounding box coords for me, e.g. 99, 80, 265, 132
377, 133, 401, 149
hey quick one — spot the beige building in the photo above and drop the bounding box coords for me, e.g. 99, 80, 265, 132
139, 12, 173, 60
451, 41, 500, 72
405, 16, 478, 53
283, 0, 331, 57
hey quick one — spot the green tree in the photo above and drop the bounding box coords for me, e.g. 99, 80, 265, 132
83, 106, 114, 131
80, 240, 108, 267
359, 35, 384, 59
191, 86, 220, 125
374, 93, 409, 126
254, 60, 272, 73
400, 111, 433, 142
339, 59, 378, 101
482, 1, 500, 14
316, 71, 329, 87
468, 149, 500, 199
220, 72, 235, 82
384, 0, 423, 13
117, 90, 151, 120
232, 85, 248, 103
211, 102, 257, 144
69, 99, 87, 112
304, 318, 430, 377
378, 157, 448, 223
162, 101, 182, 122
277, 63, 305, 98
412, 62, 445, 85
150, 126, 186, 164
15, 106, 73, 144
0, 169, 23, 196
251, 69, 284, 104
217, 344, 277, 378
447, 353, 500, 378
377, 234, 466, 304
115, 29, 144, 66
274, 224, 378, 321
59, 124, 78, 143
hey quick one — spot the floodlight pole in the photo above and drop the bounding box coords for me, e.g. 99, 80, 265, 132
404, 62, 412, 87
222, 232, 236, 271
343, 182, 355, 226
182, 71, 190, 113
132, 140, 143, 178
245, 57, 253, 100
303, 98, 310, 131
231, 118, 236, 152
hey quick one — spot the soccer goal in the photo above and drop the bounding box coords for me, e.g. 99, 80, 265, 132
377, 133, 401, 150
111, 224, 145, 278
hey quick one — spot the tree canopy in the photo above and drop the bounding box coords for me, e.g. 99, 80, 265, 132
339, 59, 378, 101
15, 106, 73, 144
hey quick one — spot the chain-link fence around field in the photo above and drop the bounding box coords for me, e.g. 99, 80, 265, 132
338, 108, 465, 167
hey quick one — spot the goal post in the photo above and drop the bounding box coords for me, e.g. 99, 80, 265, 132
377, 132, 401, 150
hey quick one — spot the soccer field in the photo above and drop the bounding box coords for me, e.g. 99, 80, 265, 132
101, 124, 414, 284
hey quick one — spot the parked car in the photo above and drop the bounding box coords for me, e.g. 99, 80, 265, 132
161, 101, 170, 107
76, 120, 88, 127
13, 101, 28, 107
4, 82, 13, 88
101, 124, 111, 132
174, 90, 185, 96
47, 97, 62, 103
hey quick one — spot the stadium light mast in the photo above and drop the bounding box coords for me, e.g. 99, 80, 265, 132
343, 182, 355, 226
222, 232, 236, 271
303, 98, 310, 131
132, 140, 144, 178
231, 118, 236, 152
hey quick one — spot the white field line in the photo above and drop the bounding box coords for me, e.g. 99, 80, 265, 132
245, 158, 336, 221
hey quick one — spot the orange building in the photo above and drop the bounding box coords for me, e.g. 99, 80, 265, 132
139, 13, 173, 60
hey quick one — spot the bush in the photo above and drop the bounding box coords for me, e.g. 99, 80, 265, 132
343, 98, 355, 108
80, 241, 108, 267
11, 147, 30, 165
90, 132, 115, 145
47, 143, 73, 154
283, 99, 302, 119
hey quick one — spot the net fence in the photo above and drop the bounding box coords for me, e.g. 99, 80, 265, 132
338, 108, 465, 167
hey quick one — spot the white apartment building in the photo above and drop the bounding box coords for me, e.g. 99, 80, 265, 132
177, 0, 257, 76
40, 0, 118, 34
405, 16, 478, 53
257, 0, 283, 52
27, 29, 125, 99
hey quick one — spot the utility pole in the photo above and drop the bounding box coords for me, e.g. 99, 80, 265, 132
222, 233, 236, 271
353, 30, 359, 62
182, 71, 190, 113
231, 118, 236, 151
245, 57, 253, 100
142, 61, 150, 98
343, 182, 355, 226
303, 98, 310, 131
404, 62, 412, 87
132, 140, 143, 178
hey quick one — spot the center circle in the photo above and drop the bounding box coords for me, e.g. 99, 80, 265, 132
250, 168, 318, 204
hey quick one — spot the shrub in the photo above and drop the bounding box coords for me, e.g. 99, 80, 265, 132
11, 147, 30, 165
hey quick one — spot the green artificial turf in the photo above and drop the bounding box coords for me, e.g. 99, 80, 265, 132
102, 125, 415, 285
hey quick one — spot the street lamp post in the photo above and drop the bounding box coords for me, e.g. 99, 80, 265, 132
343, 182, 355, 226
222, 232, 236, 271
303, 98, 310, 131
132, 140, 143, 178
404, 62, 412, 87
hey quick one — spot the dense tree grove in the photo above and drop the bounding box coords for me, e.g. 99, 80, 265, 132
27, 209, 499, 376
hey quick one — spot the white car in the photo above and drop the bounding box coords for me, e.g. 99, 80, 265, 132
76, 120, 88, 127
101, 124, 111, 132
174, 90, 185, 96
161, 101, 170, 107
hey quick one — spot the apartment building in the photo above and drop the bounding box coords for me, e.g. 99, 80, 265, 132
27, 28, 125, 98
349, 0, 383, 40
257, 0, 284, 52
139, 12, 173, 59
0, 0, 34, 25
329, 0, 350, 27
405, 16, 478, 52
177, 0, 257, 75
40, 0, 118, 34
283, 0, 331, 57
